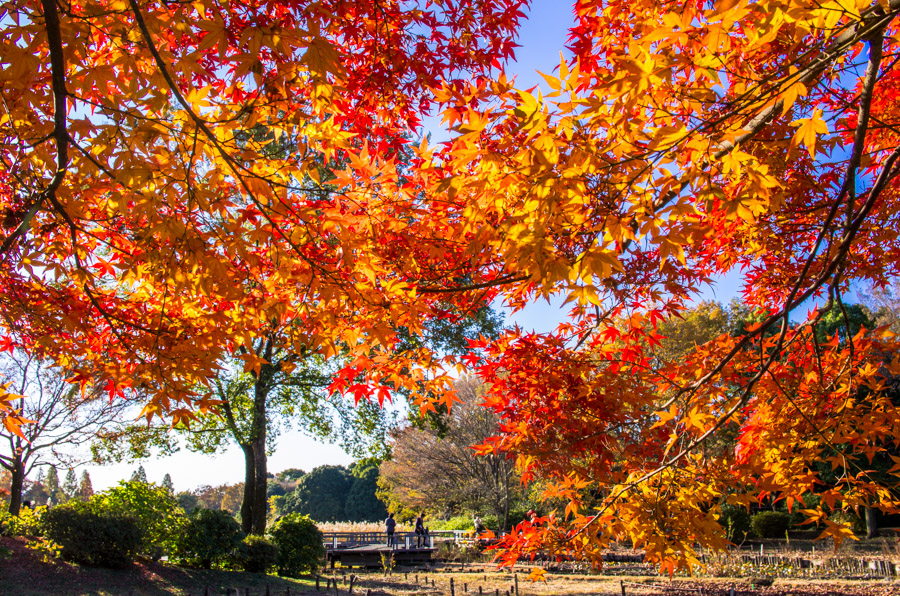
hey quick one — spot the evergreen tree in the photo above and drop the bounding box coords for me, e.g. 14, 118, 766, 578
131, 464, 148, 484
45, 466, 62, 505
280, 465, 352, 521
78, 471, 94, 500
162, 473, 174, 494
62, 468, 78, 501
345, 461, 388, 522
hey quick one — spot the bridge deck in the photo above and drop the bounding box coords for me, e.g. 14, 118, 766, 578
326, 545, 435, 569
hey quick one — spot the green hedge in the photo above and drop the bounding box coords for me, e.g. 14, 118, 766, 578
42, 502, 142, 568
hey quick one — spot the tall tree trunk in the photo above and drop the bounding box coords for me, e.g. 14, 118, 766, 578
7, 457, 25, 515
246, 353, 273, 535
865, 506, 878, 539
229, 337, 276, 535
237, 385, 270, 534
240, 442, 256, 534
250, 429, 267, 534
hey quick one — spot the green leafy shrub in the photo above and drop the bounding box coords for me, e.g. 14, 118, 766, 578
750, 511, 791, 538
429, 515, 473, 531
233, 535, 280, 573
92, 480, 183, 558
481, 514, 498, 531
719, 504, 751, 543
41, 502, 141, 568
269, 513, 324, 577
0, 506, 45, 537
173, 508, 243, 569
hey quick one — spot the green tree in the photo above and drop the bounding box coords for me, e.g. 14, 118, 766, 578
78, 471, 94, 500
62, 468, 77, 502
267, 480, 287, 498
345, 460, 388, 522
815, 302, 873, 345
45, 466, 62, 505
161, 473, 175, 495
176, 491, 199, 513
23, 469, 48, 506
280, 465, 352, 522
277, 468, 306, 483
130, 465, 148, 484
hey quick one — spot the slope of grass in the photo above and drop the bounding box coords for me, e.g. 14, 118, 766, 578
0, 537, 316, 596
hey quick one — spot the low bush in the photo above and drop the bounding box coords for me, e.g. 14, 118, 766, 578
269, 513, 324, 577
172, 508, 243, 569
750, 511, 791, 538
0, 505, 45, 537
233, 535, 279, 573
41, 502, 141, 568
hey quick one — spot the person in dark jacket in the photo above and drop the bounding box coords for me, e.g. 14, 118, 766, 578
414, 513, 426, 548
385, 512, 397, 548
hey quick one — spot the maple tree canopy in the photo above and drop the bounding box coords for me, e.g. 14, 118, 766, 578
427, 0, 900, 573
0, 0, 526, 426
4, 0, 900, 572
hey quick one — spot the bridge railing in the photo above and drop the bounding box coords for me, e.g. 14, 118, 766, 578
321, 530, 481, 550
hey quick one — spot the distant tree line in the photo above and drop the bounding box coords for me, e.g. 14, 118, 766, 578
267, 460, 387, 523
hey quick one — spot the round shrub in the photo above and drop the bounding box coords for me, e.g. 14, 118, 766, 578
173, 508, 244, 569
269, 513, 325, 577
750, 511, 791, 538
92, 480, 183, 559
233, 535, 280, 573
42, 502, 141, 568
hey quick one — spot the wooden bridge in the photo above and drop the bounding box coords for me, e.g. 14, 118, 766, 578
321, 531, 473, 569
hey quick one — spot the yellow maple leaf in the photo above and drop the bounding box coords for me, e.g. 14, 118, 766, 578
791, 109, 829, 158
526, 567, 547, 583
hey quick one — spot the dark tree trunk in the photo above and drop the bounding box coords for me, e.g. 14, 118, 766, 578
248, 359, 270, 535
230, 337, 277, 536
240, 442, 256, 534
7, 458, 25, 515
249, 430, 267, 534
239, 347, 273, 535
865, 506, 878, 539
238, 402, 269, 535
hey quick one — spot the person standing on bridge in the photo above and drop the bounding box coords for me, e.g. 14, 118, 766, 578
414, 513, 426, 548
385, 512, 397, 549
